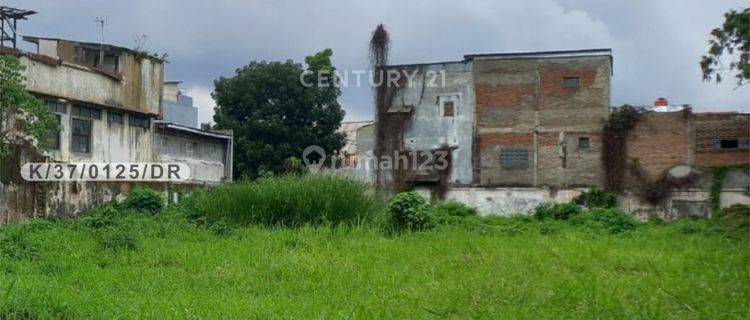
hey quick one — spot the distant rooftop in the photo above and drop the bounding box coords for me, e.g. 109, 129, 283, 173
385, 48, 613, 69
464, 48, 612, 60
23, 35, 166, 62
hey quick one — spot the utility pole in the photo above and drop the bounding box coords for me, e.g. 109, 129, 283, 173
94, 17, 106, 66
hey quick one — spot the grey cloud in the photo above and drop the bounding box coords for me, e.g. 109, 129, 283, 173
5, 0, 748, 124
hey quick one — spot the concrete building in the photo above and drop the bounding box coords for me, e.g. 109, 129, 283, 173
367, 49, 748, 217
370, 49, 612, 189
0, 36, 232, 222
155, 122, 233, 184
162, 81, 199, 128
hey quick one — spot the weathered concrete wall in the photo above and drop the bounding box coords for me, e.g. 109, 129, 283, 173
416, 186, 582, 216
415, 186, 749, 218
155, 130, 230, 184
392, 61, 475, 184
694, 113, 749, 167
20, 52, 163, 115
473, 55, 611, 187
43, 106, 156, 163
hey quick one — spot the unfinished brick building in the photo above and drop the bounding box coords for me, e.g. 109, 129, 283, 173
367, 49, 748, 216
469, 50, 611, 187
370, 49, 612, 191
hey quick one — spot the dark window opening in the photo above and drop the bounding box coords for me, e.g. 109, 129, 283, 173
75, 47, 120, 73
43, 114, 61, 150
718, 139, 749, 149
578, 137, 590, 150
72, 104, 101, 119
71, 118, 91, 153
108, 111, 124, 125
443, 100, 455, 117
45, 100, 66, 114
130, 114, 150, 129
500, 149, 529, 169
563, 77, 580, 89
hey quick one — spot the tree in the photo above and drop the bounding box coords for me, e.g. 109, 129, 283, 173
700, 8, 749, 86
212, 49, 346, 178
0, 55, 58, 158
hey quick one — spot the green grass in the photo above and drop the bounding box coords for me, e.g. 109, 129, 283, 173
187, 174, 385, 227
0, 209, 747, 319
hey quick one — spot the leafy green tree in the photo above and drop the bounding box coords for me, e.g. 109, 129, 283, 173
212, 49, 345, 178
0, 55, 58, 158
700, 8, 749, 86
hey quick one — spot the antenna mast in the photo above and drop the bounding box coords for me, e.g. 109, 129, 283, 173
94, 16, 106, 64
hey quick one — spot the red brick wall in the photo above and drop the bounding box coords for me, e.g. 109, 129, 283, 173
627, 112, 689, 180
695, 114, 749, 167
475, 84, 535, 110
539, 68, 597, 109
479, 132, 533, 148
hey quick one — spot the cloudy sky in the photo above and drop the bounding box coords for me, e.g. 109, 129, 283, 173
4, 0, 749, 123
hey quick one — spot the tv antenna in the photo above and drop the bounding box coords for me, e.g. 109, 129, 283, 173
94, 16, 106, 62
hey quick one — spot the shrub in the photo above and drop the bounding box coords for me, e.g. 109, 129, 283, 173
81, 204, 121, 229
188, 174, 384, 227
718, 204, 750, 239
578, 208, 638, 234
122, 187, 163, 214
282, 157, 308, 175
432, 201, 478, 218
533, 203, 582, 220
574, 187, 617, 209
388, 191, 434, 231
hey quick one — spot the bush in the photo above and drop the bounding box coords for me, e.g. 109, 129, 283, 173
574, 187, 617, 209
122, 187, 163, 214
282, 157, 308, 175
187, 174, 384, 227
81, 204, 121, 229
388, 191, 434, 231
533, 203, 582, 220
432, 201, 478, 218
575, 208, 638, 234
718, 204, 749, 239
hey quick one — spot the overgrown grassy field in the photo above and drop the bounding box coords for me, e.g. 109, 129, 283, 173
0, 176, 748, 319
0, 211, 747, 318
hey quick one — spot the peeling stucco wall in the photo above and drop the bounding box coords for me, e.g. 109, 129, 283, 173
154, 130, 230, 184
393, 61, 475, 185
20, 41, 163, 115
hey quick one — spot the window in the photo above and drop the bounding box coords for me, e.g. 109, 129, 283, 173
43, 114, 61, 150
108, 111, 124, 125
45, 100, 66, 114
71, 118, 91, 153
500, 149, 529, 169
72, 104, 101, 119
718, 139, 749, 149
443, 100, 455, 117
563, 77, 580, 89
130, 114, 150, 129
578, 137, 590, 150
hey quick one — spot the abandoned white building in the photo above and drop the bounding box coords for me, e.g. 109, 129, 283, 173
0, 33, 232, 222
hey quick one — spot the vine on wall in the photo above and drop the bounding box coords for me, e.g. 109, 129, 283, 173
601, 105, 643, 192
